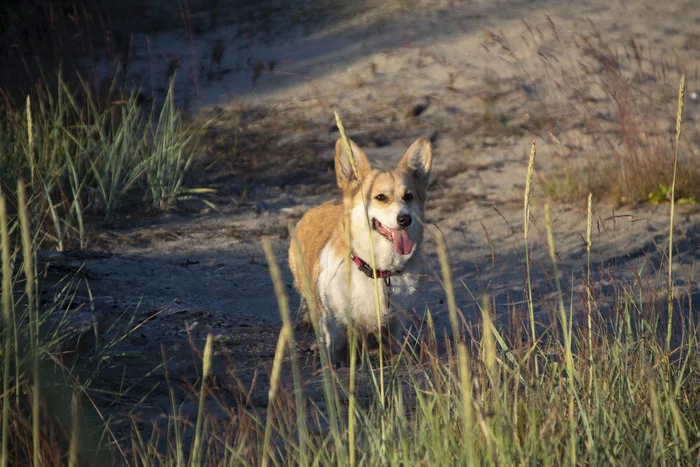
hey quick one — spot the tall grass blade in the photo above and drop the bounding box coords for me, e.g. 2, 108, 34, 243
544, 203, 577, 464
524, 140, 537, 373
25, 96, 35, 186
191, 333, 213, 467
586, 192, 593, 391
260, 239, 306, 466
25, 94, 64, 250
667, 74, 685, 352
334, 111, 387, 456
435, 231, 476, 465
343, 208, 357, 467
262, 240, 307, 466
161, 345, 185, 467
289, 234, 342, 462
0, 189, 11, 467
68, 388, 80, 467
481, 296, 497, 389
649, 375, 665, 462
18, 181, 40, 466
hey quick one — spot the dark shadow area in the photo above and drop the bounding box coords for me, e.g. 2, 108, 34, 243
1, 0, 557, 105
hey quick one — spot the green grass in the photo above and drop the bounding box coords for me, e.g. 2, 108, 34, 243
0, 72, 208, 250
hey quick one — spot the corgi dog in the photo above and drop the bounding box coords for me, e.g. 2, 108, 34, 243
288, 137, 433, 360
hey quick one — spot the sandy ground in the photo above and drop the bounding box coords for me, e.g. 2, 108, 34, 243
41, 0, 700, 441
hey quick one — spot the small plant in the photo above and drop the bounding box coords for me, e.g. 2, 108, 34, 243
648, 184, 696, 205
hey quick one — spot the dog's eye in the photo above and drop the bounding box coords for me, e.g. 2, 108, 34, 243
374, 194, 387, 202
404, 192, 414, 202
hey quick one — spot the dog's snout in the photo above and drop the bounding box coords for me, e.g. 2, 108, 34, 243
397, 213, 412, 228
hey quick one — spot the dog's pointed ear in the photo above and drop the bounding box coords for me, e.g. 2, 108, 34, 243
335, 138, 371, 190
398, 138, 433, 184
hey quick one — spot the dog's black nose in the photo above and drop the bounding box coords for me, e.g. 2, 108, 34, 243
397, 214, 412, 228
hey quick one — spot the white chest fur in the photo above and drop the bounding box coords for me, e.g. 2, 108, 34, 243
316, 243, 424, 335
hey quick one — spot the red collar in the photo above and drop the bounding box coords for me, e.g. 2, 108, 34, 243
351, 254, 400, 279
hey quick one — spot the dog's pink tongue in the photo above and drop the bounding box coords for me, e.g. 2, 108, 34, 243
392, 229, 414, 255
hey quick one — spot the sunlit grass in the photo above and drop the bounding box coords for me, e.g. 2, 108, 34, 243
1, 73, 698, 466
487, 25, 700, 207
667, 75, 686, 352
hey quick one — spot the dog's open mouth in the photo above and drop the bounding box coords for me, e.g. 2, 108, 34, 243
372, 218, 414, 255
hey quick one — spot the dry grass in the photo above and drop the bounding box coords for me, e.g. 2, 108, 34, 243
485, 22, 700, 206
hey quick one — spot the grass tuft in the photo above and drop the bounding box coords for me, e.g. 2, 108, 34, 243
0, 72, 208, 249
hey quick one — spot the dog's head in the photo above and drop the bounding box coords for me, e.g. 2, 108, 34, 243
335, 137, 433, 270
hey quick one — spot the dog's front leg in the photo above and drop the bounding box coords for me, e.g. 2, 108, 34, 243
319, 315, 348, 365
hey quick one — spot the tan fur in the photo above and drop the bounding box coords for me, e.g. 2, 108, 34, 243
288, 200, 343, 308
288, 139, 372, 307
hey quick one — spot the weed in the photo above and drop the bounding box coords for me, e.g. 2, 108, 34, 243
667, 75, 686, 351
